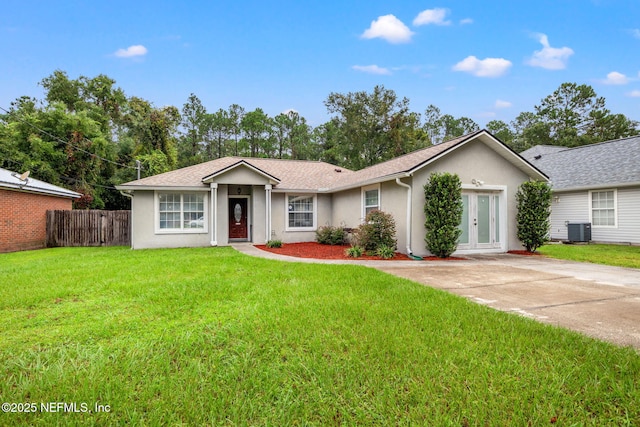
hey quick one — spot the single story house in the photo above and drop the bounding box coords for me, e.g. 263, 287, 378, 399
117, 130, 548, 256
521, 136, 640, 245
0, 167, 81, 253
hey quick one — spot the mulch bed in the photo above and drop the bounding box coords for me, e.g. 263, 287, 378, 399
507, 250, 542, 256
254, 242, 466, 261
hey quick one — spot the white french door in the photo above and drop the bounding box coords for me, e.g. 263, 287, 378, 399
458, 192, 502, 251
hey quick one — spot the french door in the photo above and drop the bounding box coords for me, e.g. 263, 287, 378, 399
458, 192, 502, 250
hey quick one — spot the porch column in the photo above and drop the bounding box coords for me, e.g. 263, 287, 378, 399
210, 183, 218, 246
265, 184, 272, 243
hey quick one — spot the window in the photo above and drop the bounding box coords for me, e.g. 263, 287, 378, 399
158, 193, 206, 232
590, 190, 616, 227
286, 194, 316, 230
362, 185, 380, 218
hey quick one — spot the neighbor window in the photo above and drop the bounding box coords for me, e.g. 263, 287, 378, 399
286, 194, 316, 230
590, 190, 616, 227
362, 185, 380, 218
158, 193, 206, 232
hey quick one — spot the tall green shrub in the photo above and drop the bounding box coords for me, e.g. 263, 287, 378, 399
353, 210, 396, 252
423, 172, 463, 258
516, 180, 552, 252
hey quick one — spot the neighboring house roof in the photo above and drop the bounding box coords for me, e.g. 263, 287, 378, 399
117, 129, 547, 192
520, 136, 640, 191
0, 167, 81, 199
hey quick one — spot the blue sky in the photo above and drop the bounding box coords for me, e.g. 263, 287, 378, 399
2, 0, 640, 127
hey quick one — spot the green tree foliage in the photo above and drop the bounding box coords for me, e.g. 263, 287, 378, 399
422, 105, 479, 145
486, 120, 514, 146
515, 181, 552, 252
532, 83, 637, 148
3, 71, 639, 211
179, 93, 207, 167
324, 85, 428, 170
423, 173, 463, 258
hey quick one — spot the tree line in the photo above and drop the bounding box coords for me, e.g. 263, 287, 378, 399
1, 70, 637, 209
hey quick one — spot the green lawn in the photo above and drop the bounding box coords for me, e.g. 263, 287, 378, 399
539, 243, 640, 269
1, 247, 639, 426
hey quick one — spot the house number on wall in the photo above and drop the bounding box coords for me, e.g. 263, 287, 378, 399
234, 203, 242, 224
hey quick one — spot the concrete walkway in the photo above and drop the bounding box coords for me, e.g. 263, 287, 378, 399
232, 244, 640, 349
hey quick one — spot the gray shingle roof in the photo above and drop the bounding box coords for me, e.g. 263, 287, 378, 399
0, 167, 81, 198
520, 136, 640, 191
118, 157, 355, 191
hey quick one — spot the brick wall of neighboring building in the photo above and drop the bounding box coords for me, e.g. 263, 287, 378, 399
0, 188, 73, 253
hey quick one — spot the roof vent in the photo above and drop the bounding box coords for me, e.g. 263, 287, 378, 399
335, 168, 342, 173
534, 155, 541, 160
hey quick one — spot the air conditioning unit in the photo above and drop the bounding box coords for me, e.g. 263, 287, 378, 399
567, 223, 591, 242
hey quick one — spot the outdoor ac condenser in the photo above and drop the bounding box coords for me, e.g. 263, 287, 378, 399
567, 223, 591, 242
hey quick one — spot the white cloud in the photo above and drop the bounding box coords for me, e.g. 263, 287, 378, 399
526, 33, 573, 70
361, 15, 413, 44
114, 45, 148, 58
627, 90, 640, 97
630, 29, 640, 39
352, 65, 392, 75
452, 56, 512, 77
413, 8, 451, 26
602, 71, 629, 85
494, 100, 512, 109
460, 18, 473, 25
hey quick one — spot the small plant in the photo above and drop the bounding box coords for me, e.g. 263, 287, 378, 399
516, 180, 552, 252
315, 225, 347, 245
376, 245, 395, 259
352, 210, 397, 253
345, 246, 363, 258
266, 240, 282, 248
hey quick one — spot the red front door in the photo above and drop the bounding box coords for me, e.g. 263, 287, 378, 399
229, 198, 248, 239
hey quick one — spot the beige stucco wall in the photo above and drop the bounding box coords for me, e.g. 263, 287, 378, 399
131, 191, 212, 249
270, 192, 332, 243
410, 139, 532, 255
213, 167, 273, 185
330, 188, 363, 229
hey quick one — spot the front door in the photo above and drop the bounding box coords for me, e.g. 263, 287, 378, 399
229, 198, 248, 240
459, 192, 501, 250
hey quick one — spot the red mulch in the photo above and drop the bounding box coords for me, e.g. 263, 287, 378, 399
255, 242, 466, 261
508, 250, 542, 256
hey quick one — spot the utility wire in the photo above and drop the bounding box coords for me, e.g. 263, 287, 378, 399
0, 105, 139, 171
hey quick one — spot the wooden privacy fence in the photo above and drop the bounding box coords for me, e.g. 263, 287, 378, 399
46, 210, 131, 247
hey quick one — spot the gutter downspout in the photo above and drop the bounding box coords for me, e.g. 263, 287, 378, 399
395, 177, 420, 259
210, 183, 218, 246
265, 184, 272, 243
119, 190, 133, 199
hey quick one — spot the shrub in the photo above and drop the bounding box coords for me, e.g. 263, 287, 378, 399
345, 246, 363, 258
516, 180, 552, 252
353, 210, 397, 252
266, 240, 283, 248
423, 172, 463, 258
376, 245, 395, 259
315, 225, 347, 245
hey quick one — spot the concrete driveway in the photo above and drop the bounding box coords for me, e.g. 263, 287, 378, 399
233, 244, 640, 350
377, 254, 640, 350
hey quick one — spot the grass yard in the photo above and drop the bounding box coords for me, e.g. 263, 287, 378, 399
1, 247, 639, 426
539, 243, 640, 269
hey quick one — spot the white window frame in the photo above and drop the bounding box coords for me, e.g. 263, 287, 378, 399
361, 184, 380, 220
285, 193, 317, 231
589, 189, 617, 228
155, 191, 208, 234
